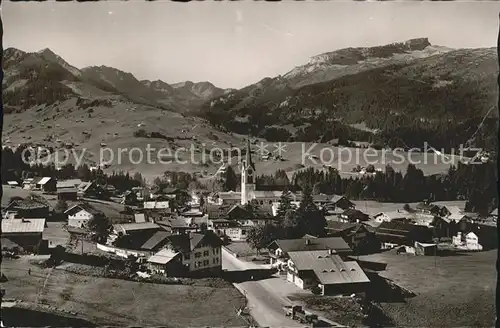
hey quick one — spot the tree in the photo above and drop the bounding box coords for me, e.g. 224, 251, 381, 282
282, 210, 301, 239
276, 188, 293, 219
223, 165, 238, 191
86, 215, 112, 243
299, 184, 318, 212
246, 224, 278, 254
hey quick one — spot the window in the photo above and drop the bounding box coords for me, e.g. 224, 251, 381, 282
195, 252, 201, 258
197, 261, 202, 267
216, 248, 219, 254
241, 229, 246, 235
203, 260, 209, 266
203, 250, 209, 256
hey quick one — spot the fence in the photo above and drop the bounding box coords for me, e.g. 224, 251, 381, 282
96, 243, 149, 258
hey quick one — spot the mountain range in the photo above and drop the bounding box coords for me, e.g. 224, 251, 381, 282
2, 37, 498, 177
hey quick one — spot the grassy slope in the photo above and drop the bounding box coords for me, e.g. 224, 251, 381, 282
1, 257, 247, 327
358, 249, 496, 327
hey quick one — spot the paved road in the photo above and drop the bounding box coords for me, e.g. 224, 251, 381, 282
222, 248, 307, 328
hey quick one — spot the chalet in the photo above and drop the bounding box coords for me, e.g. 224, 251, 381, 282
452, 224, 497, 251
57, 179, 83, 190
268, 236, 353, 267
78, 182, 107, 199
34, 177, 57, 193
286, 250, 370, 295
415, 201, 441, 215
146, 231, 223, 277
375, 221, 433, 247
313, 194, 333, 208
1, 218, 47, 253
57, 188, 78, 201
159, 187, 181, 199
340, 209, 369, 223
326, 221, 380, 254
64, 203, 104, 228
4, 198, 50, 219
373, 210, 409, 223
330, 195, 355, 210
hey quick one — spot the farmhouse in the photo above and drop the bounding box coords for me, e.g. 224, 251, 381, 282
326, 221, 380, 254
22, 178, 36, 190
415, 201, 441, 215
268, 235, 353, 267
109, 222, 162, 250
375, 221, 433, 247
4, 198, 50, 219
146, 231, 223, 277
330, 195, 355, 210
452, 225, 497, 251
1, 218, 47, 253
286, 250, 370, 295
340, 209, 370, 223
144, 200, 170, 210
373, 210, 409, 223
35, 177, 57, 193
156, 218, 199, 235
64, 203, 104, 228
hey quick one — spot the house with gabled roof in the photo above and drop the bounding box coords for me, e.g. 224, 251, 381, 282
146, 231, 223, 277
268, 235, 353, 267
327, 221, 380, 254
2, 218, 47, 253
4, 198, 50, 219
35, 177, 57, 193
64, 203, 105, 228
330, 195, 355, 210
286, 250, 370, 295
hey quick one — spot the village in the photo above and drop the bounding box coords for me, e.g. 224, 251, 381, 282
1, 140, 498, 328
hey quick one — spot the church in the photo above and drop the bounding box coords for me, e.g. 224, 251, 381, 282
207, 139, 302, 206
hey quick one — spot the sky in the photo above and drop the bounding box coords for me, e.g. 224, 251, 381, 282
2, 1, 499, 89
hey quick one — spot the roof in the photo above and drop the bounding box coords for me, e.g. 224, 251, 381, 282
342, 209, 369, 220
166, 231, 222, 254
331, 195, 346, 203
2, 218, 46, 233
374, 210, 409, 221
327, 221, 358, 232
416, 202, 439, 211
252, 191, 283, 199
141, 231, 173, 250
113, 222, 160, 234
313, 194, 332, 203
78, 182, 94, 193
37, 177, 53, 185
64, 203, 102, 216
134, 213, 146, 223
7, 198, 49, 210
57, 188, 77, 194
272, 236, 352, 254
57, 179, 82, 189
490, 208, 498, 216
147, 248, 180, 264
7, 181, 19, 185
216, 191, 242, 200
288, 251, 370, 285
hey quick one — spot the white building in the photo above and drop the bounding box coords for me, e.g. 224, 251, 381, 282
64, 203, 103, 228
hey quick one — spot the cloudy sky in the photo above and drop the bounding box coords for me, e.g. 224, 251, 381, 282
3, 1, 499, 88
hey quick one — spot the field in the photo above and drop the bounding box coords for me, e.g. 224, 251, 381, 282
357, 249, 496, 327
350, 200, 467, 217
1, 257, 247, 327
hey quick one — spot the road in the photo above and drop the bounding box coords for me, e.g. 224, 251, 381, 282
222, 248, 308, 328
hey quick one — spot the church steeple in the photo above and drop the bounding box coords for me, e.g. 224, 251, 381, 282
241, 136, 256, 205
